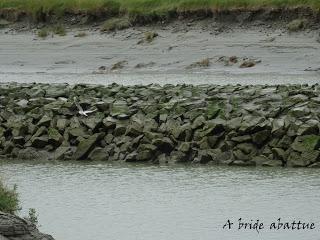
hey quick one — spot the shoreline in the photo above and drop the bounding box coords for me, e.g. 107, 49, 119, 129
0, 82, 319, 168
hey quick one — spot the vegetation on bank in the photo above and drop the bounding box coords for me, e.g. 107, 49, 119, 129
0, 180, 19, 214
37, 24, 66, 38
0, 0, 320, 20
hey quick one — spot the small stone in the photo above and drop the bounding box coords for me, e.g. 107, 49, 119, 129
239, 60, 256, 68
231, 135, 251, 143
37, 115, 51, 127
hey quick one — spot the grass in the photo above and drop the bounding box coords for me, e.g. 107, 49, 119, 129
0, 180, 19, 214
38, 28, 49, 38
0, 0, 320, 21
101, 17, 130, 32
37, 25, 66, 38
52, 24, 66, 36
144, 31, 158, 42
74, 31, 87, 37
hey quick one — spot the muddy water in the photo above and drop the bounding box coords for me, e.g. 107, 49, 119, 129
1, 160, 319, 240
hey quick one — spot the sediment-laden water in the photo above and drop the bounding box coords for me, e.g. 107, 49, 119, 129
1, 161, 320, 240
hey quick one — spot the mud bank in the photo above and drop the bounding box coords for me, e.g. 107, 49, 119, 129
0, 7, 320, 26
0, 83, 320, 168
1, 19, 320, 83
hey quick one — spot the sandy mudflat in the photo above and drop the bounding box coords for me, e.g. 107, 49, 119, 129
0, 20, 319, 85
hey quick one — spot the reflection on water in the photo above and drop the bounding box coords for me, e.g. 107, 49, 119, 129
0, 160, 319, 240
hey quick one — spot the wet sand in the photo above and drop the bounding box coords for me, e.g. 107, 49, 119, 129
0, 20, 319, 85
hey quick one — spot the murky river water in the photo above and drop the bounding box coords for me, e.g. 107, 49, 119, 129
0, 160, 319, 240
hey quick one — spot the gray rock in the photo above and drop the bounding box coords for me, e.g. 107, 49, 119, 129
231, 135, 251, 143
237, 143, 257, 155
171, 150, 189, 163
48, 128, 63, 147
56, 118, 69, 131
136, 144, 157, 161
88, 147, 109, 161
252, 130, 270, 145
102, 117, 117, 129
17, 148, 51, 161
12, 137, 25, 146
262, 159, 283, 167
125, 152, 138, 162
0, 211, 54, 240
82, 113, 104, 130
69, 127, 87, 138
73, 133, 104, 160
126, 121, 144, 137
287, 150, 320, 167
178, 142, 191, 153
297, 120, 319, 135
111, 100, 129, 117
290, 106, 310, 118
152, 137, 174, 153
53, 146, 72, 160
272, 147, 286, 161
37, 115, 51, 127
113, 124, 127, 136
45, 86, 69, 98
252, 155, 270, 166
271, 118, 285, 137
277, 135, 292, 149
31, 136, 49, 148
308, 162, 320, 168
291, 135, 320, 152
192, 115, 206, 129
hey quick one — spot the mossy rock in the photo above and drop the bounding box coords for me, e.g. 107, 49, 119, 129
73, 133, 104, 160
206, 101, 225, 119
291, 135, 320, 152
48, 128, 63, 147
101, 17, 130, 32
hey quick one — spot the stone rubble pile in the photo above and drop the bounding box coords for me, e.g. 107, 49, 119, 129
0, 82, 320, 167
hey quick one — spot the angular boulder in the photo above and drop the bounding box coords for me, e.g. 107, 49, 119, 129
73, 133, 104, 160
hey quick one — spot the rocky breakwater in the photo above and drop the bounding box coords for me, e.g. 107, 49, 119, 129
0, 211, 54, 240
0, 83, 320, 167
